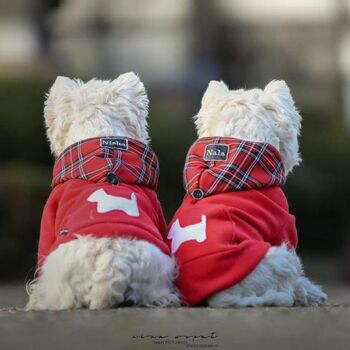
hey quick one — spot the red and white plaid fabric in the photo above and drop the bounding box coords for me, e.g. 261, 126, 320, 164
52, 137, 159, 189
183, 137, 285, 199
38, 137, 169, 269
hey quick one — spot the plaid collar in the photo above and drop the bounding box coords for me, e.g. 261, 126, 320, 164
52, 137, 159, 189
183, 137, 285, 200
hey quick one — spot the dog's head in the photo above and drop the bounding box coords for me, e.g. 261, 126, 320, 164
194, 80, 302, 175
44, 72, 149, 156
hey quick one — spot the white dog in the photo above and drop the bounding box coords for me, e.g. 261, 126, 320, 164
167, 80, 327, 307
26, 73, 179, 310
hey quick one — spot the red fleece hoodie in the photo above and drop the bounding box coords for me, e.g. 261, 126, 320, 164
167, 137, 297, 305
38, 137, 169, 270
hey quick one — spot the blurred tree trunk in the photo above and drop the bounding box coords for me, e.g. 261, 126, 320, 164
191, 0, 241, 88
191, 0, 223, 87
334, 0, 349, 120
33, 0, 62, 58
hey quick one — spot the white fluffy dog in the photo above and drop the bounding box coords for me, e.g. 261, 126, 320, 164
26, 73, 179, 310
167, 80, 327, 307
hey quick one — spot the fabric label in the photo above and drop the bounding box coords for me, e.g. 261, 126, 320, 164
204, 144, 229, 161
100, 138, 128, 150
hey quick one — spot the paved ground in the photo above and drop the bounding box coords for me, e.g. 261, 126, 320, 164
0, 285, 350, 350
1, 284, 350, 350
2, 305, 350, 350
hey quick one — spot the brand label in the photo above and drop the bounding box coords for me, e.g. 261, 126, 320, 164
100, 138, 128, 150
204, 144, 229, 161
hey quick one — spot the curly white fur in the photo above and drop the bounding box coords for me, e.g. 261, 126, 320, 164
44, 72, 150, 156
27, 73, 179, 310
195, 80, 301, 174
196, 79, 327, 307
27, 237, 178, 310
208, 245, 326, 307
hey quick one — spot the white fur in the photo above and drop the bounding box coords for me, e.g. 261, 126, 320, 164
27, 237, 178, 310
196, 80, 327, 307
44, 72, 150, 157
27, 73, 179, 310
195, 80, 301, 174
208, 245, 326, 307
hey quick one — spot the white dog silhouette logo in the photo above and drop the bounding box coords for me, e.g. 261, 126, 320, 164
88, 188, 139, 217
168, 215, 207, 253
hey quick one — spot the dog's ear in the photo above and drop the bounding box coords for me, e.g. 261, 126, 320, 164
262, 80, 295, 112
48, 76, 80, 100
260, 80, 301, 133
260, 80, 302, 173
44, 76, 81, 155
201, 80, 229, 107
44, 76, 81, 126
111, 72, 149, 119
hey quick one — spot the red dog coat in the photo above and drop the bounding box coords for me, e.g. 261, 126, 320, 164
38, 137, 169, 270
167, 137, 297, 305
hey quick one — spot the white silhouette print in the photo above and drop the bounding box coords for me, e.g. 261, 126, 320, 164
88, 189, 139, 217
168, 215, 207, 253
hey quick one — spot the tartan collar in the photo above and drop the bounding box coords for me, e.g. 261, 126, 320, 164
52, 137, 159, 189
183, 137, 285, 200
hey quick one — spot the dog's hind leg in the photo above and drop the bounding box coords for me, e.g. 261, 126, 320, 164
208, 244, 302, 308
26, 236, 132, 310
27, 236, 179, 310
293, 276, 327, 306
209, 288, 295, 307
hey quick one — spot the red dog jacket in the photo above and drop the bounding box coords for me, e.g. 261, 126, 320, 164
167, 137, 297, 305
38, 137, 169, 270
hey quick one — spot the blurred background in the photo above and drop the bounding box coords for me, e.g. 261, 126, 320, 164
0, 0, 349, 302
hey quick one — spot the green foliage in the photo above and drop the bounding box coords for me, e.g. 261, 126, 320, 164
149, 107, 197, 219
285, 109, 350, 250
0, 77, 52, 164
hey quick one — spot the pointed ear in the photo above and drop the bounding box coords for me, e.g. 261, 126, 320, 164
260, 80, 302, 174
111, 72, 149, 119
201, 80, 229, 107
263, 80, 294, 108
113, 72, 142, 87
48, 76, 80, 98
44, 76, 81, 127
44, 76, 81, 155
260, 80, 300, 127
